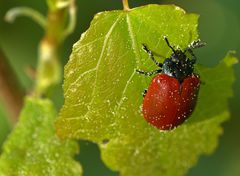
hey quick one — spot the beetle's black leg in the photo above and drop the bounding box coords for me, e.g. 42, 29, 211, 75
164, 36, 176, 53
136, 69, 162, 76
142, 89, 147, 97
184, 40, 206, 64
142, 44, 163, 68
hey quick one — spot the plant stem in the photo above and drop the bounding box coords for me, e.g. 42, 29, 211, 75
35, 9, 63, 96
35, 0, 76, 96
0, 49, 24, 123
122, 0, 130, 11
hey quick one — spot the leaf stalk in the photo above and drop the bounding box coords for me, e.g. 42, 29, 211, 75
122, 0, 130, 11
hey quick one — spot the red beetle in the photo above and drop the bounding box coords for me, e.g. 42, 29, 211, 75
137, 37, 205, 130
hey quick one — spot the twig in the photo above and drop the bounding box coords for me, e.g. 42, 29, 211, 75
0, 49, 24, 123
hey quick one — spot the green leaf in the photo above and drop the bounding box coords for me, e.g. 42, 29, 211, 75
56, 4, 237, 176
57, 4, 199, 140
0, 97, 82, 176
100, 52, 237, 176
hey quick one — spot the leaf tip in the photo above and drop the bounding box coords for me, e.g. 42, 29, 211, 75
223, 50, 239, 67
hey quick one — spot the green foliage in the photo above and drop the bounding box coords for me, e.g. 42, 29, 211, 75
56, 5, 199, 139
56, 4, 236, 176
0, 97, 82, 176
100, 53, 236, 176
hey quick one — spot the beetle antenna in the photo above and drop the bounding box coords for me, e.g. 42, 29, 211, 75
164, 36, 176, 53
186, 39, 206, 51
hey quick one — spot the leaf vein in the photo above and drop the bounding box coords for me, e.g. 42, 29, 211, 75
115, 70, 136, 112
126, 14, 141, 65
85, 14, 123, 109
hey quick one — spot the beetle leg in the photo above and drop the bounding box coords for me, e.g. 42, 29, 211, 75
142, 44, 163, 68
184, 40, 206, 64
187, 48, 197, 64
136, 69, 162, 76
142, 89, 148, 97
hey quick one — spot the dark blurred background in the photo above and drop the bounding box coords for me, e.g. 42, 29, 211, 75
0, 0, 239, 176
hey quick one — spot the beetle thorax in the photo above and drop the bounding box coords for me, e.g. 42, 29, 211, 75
162, 50, 194, 82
